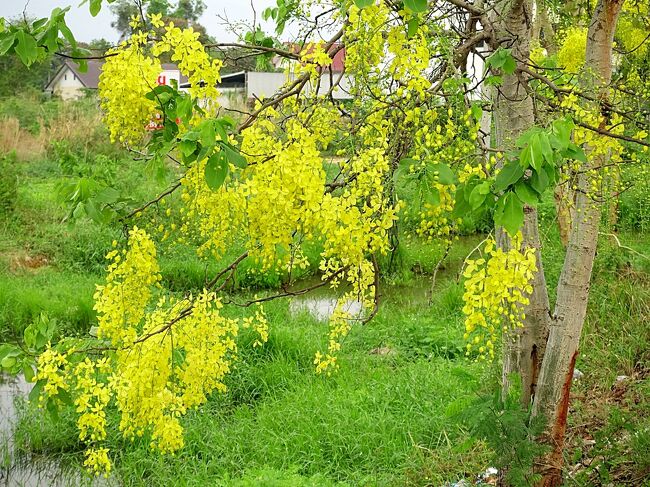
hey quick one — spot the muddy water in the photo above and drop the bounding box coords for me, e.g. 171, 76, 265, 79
0, 374, 112, 487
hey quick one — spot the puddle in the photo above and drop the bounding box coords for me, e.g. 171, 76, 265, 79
289, 296, 363, 321
288, 274, 433, 321
0, 374, 113, 487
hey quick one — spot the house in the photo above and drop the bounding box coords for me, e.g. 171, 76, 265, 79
45, 60, 103, 100
45, 60, 188, 100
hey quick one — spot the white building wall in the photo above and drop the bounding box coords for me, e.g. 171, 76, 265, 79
51, 67, 85, 100
246, 71, 352, 101
246, 72, 288, 100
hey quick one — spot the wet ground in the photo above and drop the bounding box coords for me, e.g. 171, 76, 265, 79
0, 375, 112, 487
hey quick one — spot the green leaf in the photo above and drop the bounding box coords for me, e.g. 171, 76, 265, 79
520, 139, 542, 172
544, 163, 560, 185
200, 121, 216, 147
486, 48, 516, 74
0, 33, 16, 56
514, 182, 539, 206
29, 380, 45, 404
1, 356, 16, 369
497, 192, 524, 236
89, 0, 102, 16
452, 187, 471, 218
353, 0, 374, 7
84, 199, 108, 224
431, 163, 455, 185
470, 103, 483, 122
400, 157, 417, 166
179, 139, 197, 158
563, 143, 587, 163
46, 397, 60, 421
494, 161, 524, 192
55, 389, 74, 407
23, 364, 35, 383
176, 96, 193, 124
94, 187, 120, 204
502, 55, 516, 75
424, 185, 440, 205
58, 22, 76, 49
469, 181, 490, 210
485, 75, 502, 86
539, 132, 554, 166
204, 151, 228, 191
224, 144, 247, 169
530, 167, 549, 194
407, 17, 419, 38
213, 120, 229, 141
550, 117, 574, 150
14, 31, 38, 66
404, 0, 428, 13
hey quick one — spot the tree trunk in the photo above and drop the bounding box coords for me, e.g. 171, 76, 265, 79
531, 1, 624, 485
491, 0, 551, 408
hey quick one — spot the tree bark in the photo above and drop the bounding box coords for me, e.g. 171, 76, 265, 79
491, 0, 551, 408
531, 1, 624, 485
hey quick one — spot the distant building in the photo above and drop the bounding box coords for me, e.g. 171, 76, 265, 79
45, 60, 188, 100
44, 60, 103, 100
181, 45, 352, 111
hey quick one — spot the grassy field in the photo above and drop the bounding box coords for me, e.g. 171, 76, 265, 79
0, 97, 648, 486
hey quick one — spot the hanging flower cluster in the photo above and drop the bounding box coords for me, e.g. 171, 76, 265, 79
461, 235, 538, 360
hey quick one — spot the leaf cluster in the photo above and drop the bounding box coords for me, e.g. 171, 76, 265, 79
454, 117, 586, 236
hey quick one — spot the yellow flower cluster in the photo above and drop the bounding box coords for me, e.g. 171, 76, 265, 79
386, 24, 431, 95
299, 41, 333, 79
84, 447, 111, 477
345, 3, 389, 86
557, 27, 588, 74
402, 107, 480, 240
34, 347, 69, 399
243, 309, 270, 347
99, 38, 161, 143
152, 22, 223, 114
33, 228, 271, 475
94, 227, 161, 346
74, 357, 112, 443
461, 236, 538, 360
560, 93, 625, 201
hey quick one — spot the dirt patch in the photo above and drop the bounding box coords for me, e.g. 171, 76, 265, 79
2, 250, 50, 273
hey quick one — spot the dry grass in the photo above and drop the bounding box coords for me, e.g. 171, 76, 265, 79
0, 118, 45, 161
0, 100, 106, 162
41, 101, 104, 149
